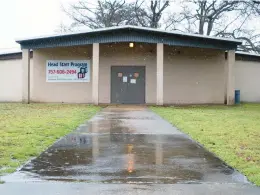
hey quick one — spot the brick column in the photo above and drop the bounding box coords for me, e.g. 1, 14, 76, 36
156, 43, 164, 105
226, 50, 235, 105
92, 43, 99, 105
22, 49, 30, 103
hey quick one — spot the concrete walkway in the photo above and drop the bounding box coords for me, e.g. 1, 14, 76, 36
1, 106, 260, 194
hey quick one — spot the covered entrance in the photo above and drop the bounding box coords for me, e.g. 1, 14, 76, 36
111, 66, 145, 104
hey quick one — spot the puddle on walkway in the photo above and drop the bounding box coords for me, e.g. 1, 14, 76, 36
3, 107, 249, 184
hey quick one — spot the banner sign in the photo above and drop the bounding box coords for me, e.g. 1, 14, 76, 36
46, 60, 90, 82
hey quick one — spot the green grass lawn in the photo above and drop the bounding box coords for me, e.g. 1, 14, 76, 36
0, 103, 100, 176
151, 104, 260, 186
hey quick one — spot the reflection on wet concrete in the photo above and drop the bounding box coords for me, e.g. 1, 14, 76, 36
4, 107, 249, 184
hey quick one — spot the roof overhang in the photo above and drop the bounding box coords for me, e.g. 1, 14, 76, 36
16, 25, 242, 50
235, 51, 260, 62
0, 50, 32, 60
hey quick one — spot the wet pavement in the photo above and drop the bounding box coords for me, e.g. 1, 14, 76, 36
1, 106, 260, 194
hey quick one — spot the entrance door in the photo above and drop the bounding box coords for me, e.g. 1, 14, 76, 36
111, 66, 145, 104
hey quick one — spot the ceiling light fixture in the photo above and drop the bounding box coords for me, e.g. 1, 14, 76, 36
129, 43, 134, 48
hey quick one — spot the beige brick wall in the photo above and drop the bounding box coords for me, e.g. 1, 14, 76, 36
0, 59, 33, 102
99, 43, 156, 104
32, 46, 92, 103
235, 60, 260, 102
31, 43, 156, 103
29, 44, 226, 104
164, 46, 225, 104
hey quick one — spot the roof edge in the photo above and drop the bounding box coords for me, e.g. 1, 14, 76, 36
16, 25, 242, 44
1, 51, 258, 57
236, 51, 260, 58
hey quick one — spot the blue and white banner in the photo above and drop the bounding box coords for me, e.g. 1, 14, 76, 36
46, 60, 90, 82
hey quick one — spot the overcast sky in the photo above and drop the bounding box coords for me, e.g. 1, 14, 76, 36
0, 0, 75, 52
0, 0, 259, 53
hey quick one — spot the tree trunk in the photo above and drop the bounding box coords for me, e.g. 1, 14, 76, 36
206, 19, 214, 35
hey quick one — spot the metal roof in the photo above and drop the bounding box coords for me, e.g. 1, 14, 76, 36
236, 51, 260, 62
0, 50, 32, 60
16, 25, 242, 50
0, 49, 21, 55
236, 51, 260, 58
1, 50, 255, 57
16, 25, 242, 43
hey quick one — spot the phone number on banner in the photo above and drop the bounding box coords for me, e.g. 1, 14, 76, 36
48, 70, 77, 74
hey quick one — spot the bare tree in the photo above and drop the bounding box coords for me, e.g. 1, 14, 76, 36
62, 0, 260, 53
64, 0, 138, 29
166, 0, 260, 53
218, 29, 260, 53
249, 0, 260, 14
215, 1, 260, 53
55, 22, 72, 33
63, 0, 170, 29
170, 0, 245, 35
134, 0, 170, 28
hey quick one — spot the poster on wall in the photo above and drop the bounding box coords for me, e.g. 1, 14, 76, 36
46, 60, 90, 82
